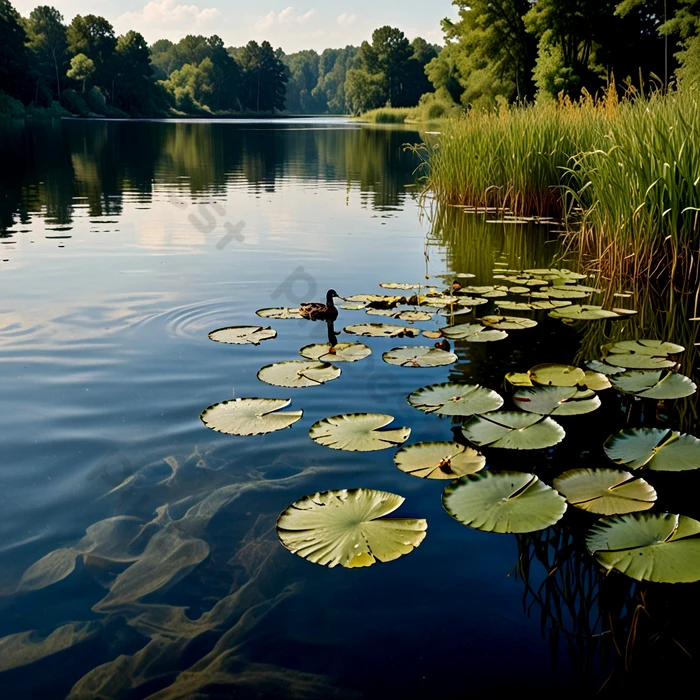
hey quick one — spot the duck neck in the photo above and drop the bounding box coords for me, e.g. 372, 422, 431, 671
326, 290, 335, 307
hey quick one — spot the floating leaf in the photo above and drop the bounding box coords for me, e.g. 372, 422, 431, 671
481, 315, 537, 330
579, 370, 612, 391
534, 287, 590, 300
208, 326, 276, 345
309, 413, 410, 451
549, 305, 633, 320
497, 300, 571, 311
586, 513, 700, 583
383, 346, 457, 368
452, 296, 489, 307
346, 294, 405, 306
513, 386, 601, 416
256, 307, 302, 320
529, 364, 586, 387
440, 323, 508, 342
407, 382, 504, 416
299, 342, 371, 363
379, 282, 421, 290
396, 310, 433, 322
394, 442, 485, 479
422, 330, 442, 339
610, 370, 696, 399
365, 308, 399, 317
585, 360, 626, 376
340, 302, 368, 310
276, 489, 427, 568
525, 268, 587, 280
505, 372, 533, 387
344, 323, 417, 338
438, 306, 473, 317
200, 398, 303, 436
604, 428, 700, 471
553, 468, 656, 515
462, 412, 565, 449
442, 472, 567, 533
602, 339, 683, 369
258, 360, 341, 388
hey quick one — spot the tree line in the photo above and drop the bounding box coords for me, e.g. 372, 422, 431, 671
3, 1, 700, 119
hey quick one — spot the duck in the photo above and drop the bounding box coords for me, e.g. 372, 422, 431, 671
300, 289, 342, 321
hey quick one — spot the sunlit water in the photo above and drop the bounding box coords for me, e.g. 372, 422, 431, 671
1, 118, 699, 698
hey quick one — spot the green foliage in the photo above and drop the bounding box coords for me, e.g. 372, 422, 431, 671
0, 0, 29, 100
67, 52, 95, 93
25, 5, 68, 103
345, 68, 385, 114
0, 89, 25, 117
236, 40, 288, 112
25, 99, 69, 118
66, 14, 116, 90
60, 87, 88, 115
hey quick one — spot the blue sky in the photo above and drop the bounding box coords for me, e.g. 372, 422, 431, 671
13, 1, 458, 52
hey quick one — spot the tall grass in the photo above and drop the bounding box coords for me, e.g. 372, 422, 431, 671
419, 87, 700, 283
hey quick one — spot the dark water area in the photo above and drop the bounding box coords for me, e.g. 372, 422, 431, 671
0, 118, 699, 699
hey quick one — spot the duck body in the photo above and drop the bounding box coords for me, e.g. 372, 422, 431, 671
300, 289, 341, 321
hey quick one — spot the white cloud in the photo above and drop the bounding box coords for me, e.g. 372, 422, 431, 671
255, 7, 315, 29
116, 0, 221, 38
337, 13, 356, 25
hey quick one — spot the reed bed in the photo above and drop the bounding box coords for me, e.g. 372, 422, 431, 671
419, 87, 700, 283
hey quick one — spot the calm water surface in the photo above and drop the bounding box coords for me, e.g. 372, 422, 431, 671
1, 118, 699, 698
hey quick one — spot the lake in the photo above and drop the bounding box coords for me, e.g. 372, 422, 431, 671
1, 117, 699, 698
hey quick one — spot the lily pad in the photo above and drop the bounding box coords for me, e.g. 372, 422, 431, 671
440, 323, 508, 343
505, 372, 533, 387
256, 307, 303, 320
513, 386, 601, 416
452, 296, 489, 307
442, 472, 567, 533
300, 342, 371, 363
344, 323, 417, 338
604, 428, 700, 471
208, 326, 277, 345
365, 308, 399, 317
396, 310, 433, 322
529, 364, 586, 387
340, 302, 368, 310
394, 442, 485, 479
438, 306, 473, 317
462, 411, 565, 449
549, 305, 633, 320
553, 468, 656, 515
383, 346, 457, 368
579, 370, 612, 391
379, 283, 421, 290
346, 294, 405, 307
200, 398, 303, 436
407, 382, 504, 416
497, 300, 571, 311
586, 513, 700, 583
258, 360, 341, 388
610, 370, 696, 399
309, 413, 410, 451
585, 360, 626, 376
602, 339, 683, 369
481, 315, 537, 330
276, 489, 427, 568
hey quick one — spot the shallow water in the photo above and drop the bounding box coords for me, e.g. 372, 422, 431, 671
1, 118, 699, 698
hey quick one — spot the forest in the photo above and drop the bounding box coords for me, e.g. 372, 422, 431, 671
1, 1, 700, 119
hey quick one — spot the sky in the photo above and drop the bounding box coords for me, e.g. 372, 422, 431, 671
12, 1, 459, 53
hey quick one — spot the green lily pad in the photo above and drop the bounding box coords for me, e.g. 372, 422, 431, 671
462, 411, 565, 449
438, 306, 473, 317
533, 288, 591, 300
553, 468, 656, 515
452, 296, 489, 307
604, 428, 700, 471
346, 294, 405, 306
208, 326, 277, 345
340, 302, 368, 310
407, 382, 504, 416
442, 471, 567, 533
396, 310, 433, 322
549, 305, 634, 320
602, 339, 684, 369
586, 513, 700, 583
529, 364, 586, 387
513, 386, 601, 416
481, 315, 538, 330
383, 346, 457, 368
258, 360, 341, 388
416, 294, 459, 308
200, 398, 303, 436
256, 307, 303, 320
525, 268, 587, 280
344, 323, 417, 338
440, 323, 508, 343
497, 300, 572, 311
579, 370, 612, 391
379, 283, 421, 290
585, 360, 626, 376
610, 370, 696, 399
365, 308, 399, 317
394, 441, 485, 479
505, 372, 533, 387
276, 489, 427, 569
309, 413, 410, 451
299, 342, 371, 363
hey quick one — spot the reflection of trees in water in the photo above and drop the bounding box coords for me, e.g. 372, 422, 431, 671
0, 121, 424, 232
